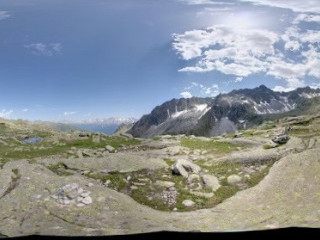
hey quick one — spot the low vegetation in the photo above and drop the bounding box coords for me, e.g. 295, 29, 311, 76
180, 137, 242, 154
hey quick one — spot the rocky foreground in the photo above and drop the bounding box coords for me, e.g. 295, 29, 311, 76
0, 114, 320, 237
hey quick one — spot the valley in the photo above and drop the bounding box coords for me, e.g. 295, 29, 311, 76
1, 95, 320, 236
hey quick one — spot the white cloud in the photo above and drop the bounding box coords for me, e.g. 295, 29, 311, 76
293, 14, 320, 24
173, 20, 320, 91
64, 111, 77, 116
25, 43, 62, 56
173, 25, 278, 76
273, 85, 295, 92
238, 0, 320, 14
180, 91, 193, 98
0, 109, 13, 118
235, 77, 243, 82
196, 7, 233, 16
0, 11, 10, 21
22, 108, 29, 112
183, 82, 220, 97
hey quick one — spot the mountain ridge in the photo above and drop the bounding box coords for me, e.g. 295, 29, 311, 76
129, 85, 320, 138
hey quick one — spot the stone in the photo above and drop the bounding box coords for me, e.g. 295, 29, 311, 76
190, 191, 214, 199
80, 190, 91, 198
81, 196, 93, 205
272, 134, 290, 144
187, 174, 200, 183
77, 150, 83, 158
61, 183, 79, 192
171, 159, 201, 178
193, 150, 201, 156
234, 132, 243, 138
92, 135, 100, 144
227, 175, 242, 185
182, 200, 195, 207
166, 146, 181, 156
77, 203, 85, 208
201, 174, 221, 191
105, 145, 116, 153
155, 180, 175, 188
86, 183, 94, 187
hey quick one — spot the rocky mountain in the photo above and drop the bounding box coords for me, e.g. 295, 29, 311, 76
129, 85, 320, 138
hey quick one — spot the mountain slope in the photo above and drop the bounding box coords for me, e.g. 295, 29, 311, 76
129, 85, 320, 138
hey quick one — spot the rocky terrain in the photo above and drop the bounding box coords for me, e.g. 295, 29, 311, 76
1, 105, 320, 237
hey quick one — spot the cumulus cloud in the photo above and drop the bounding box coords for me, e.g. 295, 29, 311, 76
0, 11, 10, 21
25, 43, 62, 56
0, 109, 13, 118
238, 0, 320, 14
64, 111, 77, 116
180, 91, 193, 98
293, 14, 320, 24
173, 19, 320, 91
22, 108, 29, 112
173, 25, 278, 77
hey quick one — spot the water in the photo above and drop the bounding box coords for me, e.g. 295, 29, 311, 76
21, 137, 43, 144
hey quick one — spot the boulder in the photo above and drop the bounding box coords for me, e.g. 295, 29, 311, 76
227, 175, 242, 185
155, 180, 175, 188
182, 200, 195, 207
272, 134, 290, 144
201, 174, 221, 191
171, 159, 201, 178
105, 145, 116, 153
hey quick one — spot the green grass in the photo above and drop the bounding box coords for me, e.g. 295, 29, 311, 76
47, 162, 74, 176
163, 158, 174, 167
244, 161, 275, 188
197, 160, 241, 179
0, 134, 141, 166
263, 143, 276, 149
180, 138, 242, 154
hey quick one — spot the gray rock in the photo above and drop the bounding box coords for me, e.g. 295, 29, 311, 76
105, 145, 116, 153
171, 159, 201, 178
77, 150, 83, 158
182, 200, 195, 207
272, 134, 290, 144
81, 196, 93, 205
227, 175, 242, 185
155, 180, 175, 188
201, 174, 221, 191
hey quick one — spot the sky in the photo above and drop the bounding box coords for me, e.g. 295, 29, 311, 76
0, 0, 320, 121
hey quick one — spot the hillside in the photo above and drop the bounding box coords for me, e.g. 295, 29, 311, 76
129, 85, 320, 138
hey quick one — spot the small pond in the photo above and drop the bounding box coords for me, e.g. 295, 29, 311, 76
21, 137, 43, 144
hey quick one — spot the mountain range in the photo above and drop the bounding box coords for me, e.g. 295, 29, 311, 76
129, 85, 320, 138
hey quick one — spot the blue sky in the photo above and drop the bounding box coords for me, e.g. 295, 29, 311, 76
0, 0, 319, 121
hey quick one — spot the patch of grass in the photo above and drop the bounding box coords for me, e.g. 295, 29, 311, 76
47, 162, 74, 176
105, 173, 127, 191
198, 161, 241, 180
244, 163, 274, 188
163, 158, 174, 167
263, 144, 276, 149
180, 138, 242, 154
0, 135, 141, 166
